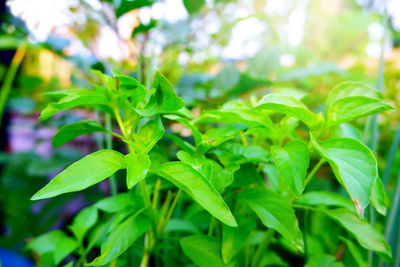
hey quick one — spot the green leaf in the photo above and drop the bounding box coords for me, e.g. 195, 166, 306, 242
69, 206, 98, 241
371, 176, 388, 216
339, 237, 368, 267
222, 220, 253, 263
95, 192, 143, 213
311, 135, 378, 217
31, 150, 125, 200
133, 116, 165, 154
332, 123, 362, 141
87, 214, 151, 266
26, 230, 77, 265
183, 0, 206, 14
165, 219, 201, 234
115, 74, 147, 107
177, 150, 234, 192
125, 153, 150, 189
39, 90, 110, 120
204, 124, 249, 147
239, 187, 304, 251
52, 121, 109, 148
136, 71, 184, 117
116, 0, 154, 17
271, 140, 309, 196
325, 82, 393, 127
322, 208, 392, 262
180, 235, 235, 267
255, 94, 323, 129
296, 191, 355, 212
152, 161, 237, 226
164, 114, 202, 145
218, 143, 272, 163
305, 254, 343, 267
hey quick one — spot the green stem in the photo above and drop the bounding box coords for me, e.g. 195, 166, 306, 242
305, 159, 325, 186
301, 210, 309, 260
208, 217, 216, 236
368, 7, 387, 266
105, 113, 117, 196
0, 40, 27, 127
381, 122, 400, 185
251, 228, 274, 267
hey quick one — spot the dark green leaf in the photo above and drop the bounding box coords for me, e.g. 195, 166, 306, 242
305, 254, 343, 267
180, 235, 235, 267
183, 0, 206, 14
31, 150, 125, 200
116, 0, 154, 18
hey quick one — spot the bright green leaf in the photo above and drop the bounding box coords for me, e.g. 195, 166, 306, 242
271, 140, 309, 196
133, 116, 165, 154
52, 121, 109, 148
325, 82, 393, 127
26, 230, 77, 265
31, 150, 125, 200
239, 187, 304, 251
296, 191, 355, 212
322, 208, 392, 262
371, 176, 388, 216
39, 90, 110, 120
87, 214, 151, 266
255, 94, 323, 129
152, 161, 237, 226
125, 153, 150, 189
69, 206, 98, 241
95, 192, 143, 213
311, 134, 377, 217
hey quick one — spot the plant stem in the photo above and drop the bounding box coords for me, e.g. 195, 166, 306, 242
0, 40, 27, 127
368, 7, 388, 266
381, 172, 400, 267
105, 113, 118, 196
381, 122, 400, 185
152, 179, 162, 210
251, 228, 274, 267
305, 159, 325, 186
208, 216, 216, 236
301, 210, 309, 260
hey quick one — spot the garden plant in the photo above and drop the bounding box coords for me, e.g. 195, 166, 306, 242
25, 68, 394, 267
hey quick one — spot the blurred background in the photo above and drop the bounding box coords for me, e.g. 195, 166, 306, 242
0, 0, 399, 266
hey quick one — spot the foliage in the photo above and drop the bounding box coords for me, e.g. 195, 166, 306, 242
25, 69, 394, 266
